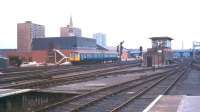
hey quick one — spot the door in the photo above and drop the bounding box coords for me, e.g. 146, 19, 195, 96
147, 56, 152, 67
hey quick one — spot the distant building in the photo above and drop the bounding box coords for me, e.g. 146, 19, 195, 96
60, 16, 82, 37
172, 49, 193, 58
31, 36, 101, 63
17, 21, 45, 51
128, 49, 141, 58
93, 33, 106, 47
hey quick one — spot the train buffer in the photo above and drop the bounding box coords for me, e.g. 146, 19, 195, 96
143, 95, 200, 112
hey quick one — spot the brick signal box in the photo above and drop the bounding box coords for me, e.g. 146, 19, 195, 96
144, 37, 173, 67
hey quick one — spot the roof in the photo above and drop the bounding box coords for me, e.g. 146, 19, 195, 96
96, 44, 108, 51
150, 37, 173, 40
32, 36, 96, 50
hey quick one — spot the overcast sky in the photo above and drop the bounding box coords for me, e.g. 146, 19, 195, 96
0, 0, 200, 49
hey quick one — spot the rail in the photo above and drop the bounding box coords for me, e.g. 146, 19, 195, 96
33, 66, 180, 112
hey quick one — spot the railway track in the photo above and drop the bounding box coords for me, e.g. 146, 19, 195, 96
0, 62, 143, 89
0, 61, 137, 77
32, 64, 183, 112
0, 63, 177, 87
0, 65, 126, 84
0, 61, 139, 82
1, 61, 136, 73
110, 67, 189, 112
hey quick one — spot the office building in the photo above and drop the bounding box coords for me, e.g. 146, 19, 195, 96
93, 33, 106, 47
17, 21, 45, 51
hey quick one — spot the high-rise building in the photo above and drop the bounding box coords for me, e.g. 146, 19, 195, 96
17, 21, 45, 51
93, 33, 106, 47
60, 16, 82, 37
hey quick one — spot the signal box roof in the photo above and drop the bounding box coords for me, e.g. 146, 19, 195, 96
150, 37, 173, 40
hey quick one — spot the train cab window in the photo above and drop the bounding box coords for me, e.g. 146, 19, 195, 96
71, 52, 79, 58
70, 52, 74, 58
75, 52, 78, 58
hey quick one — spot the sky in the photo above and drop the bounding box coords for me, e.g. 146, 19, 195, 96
0, 0, 200, 50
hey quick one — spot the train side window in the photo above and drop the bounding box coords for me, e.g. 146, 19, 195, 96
87, 54, 89, 58
94, 54, 97, 58
82, 53, 84, 59
89, 53, 92, 58
89, 54, 92, 58
80, 54, 83, 60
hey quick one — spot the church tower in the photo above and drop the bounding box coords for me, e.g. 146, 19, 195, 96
60, 15, 82, 37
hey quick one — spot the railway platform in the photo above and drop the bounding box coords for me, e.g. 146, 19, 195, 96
143, 95, 200, 112
0, 89, 32, 98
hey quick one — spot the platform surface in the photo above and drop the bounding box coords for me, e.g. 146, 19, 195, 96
143, 95, 200, 112
0, 89, 32, 98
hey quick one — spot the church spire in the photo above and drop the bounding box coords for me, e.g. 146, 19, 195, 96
69, 15, 73, 27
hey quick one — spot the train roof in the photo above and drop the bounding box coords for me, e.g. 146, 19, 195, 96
72, 49, 118, 54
